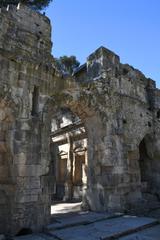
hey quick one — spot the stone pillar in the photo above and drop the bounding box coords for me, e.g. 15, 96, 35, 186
81, 148, 88, 204
49, 141, 59, 202
64, 134, 74, 201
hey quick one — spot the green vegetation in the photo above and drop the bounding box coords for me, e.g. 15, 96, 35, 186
55, 56, 80, 75
0, 0, 53, 11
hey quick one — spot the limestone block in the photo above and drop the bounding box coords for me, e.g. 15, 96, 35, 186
16, 177, 41, 189
113, 166, 125, 174
94, 165, 101, 176
14, 131, 27, 142
20, 122, 31, 131
0, 191, 6, 204
0, 142, 7, 153
14, 152, 27, 165
108, 194, 121, 209
0, 154, 7, 166
23, 188, 42, 195
38, 193, 50, 203
15, 194, 38, 203
15, 188, 42, 200
17, 165, 42, 177
128, 150, 139, 161
0, 110, 6, 121
0, 166, 9, 178
0, 131, 5, 142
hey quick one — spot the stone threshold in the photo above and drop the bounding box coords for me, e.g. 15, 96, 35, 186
46, 212, 123, 231
48, 216, 159, 240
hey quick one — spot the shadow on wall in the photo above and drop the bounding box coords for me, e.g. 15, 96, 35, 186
139, 134, 160, 198
16, 228, 33, 236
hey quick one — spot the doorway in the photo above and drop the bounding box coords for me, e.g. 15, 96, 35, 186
50, 107, 88, 214
139, 135, 160, 200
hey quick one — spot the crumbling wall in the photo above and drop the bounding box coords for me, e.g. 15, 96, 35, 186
0, 4, 160, 236
74, 47, 160, 211
0, 4, 57, 234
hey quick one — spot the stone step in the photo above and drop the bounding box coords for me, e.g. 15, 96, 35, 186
13, 233, 57, 240
119, 224, 160, 240
48, 216, 158, 240
46, 211, 123, 231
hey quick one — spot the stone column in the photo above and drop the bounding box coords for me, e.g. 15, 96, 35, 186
82, 149, 87, 185
64, 133, 74, 201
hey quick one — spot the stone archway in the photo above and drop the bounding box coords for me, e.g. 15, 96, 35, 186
139, 134, 160, 199
126, 131, 160, 213
49, 107, 88, 204
40, 92, 108, 219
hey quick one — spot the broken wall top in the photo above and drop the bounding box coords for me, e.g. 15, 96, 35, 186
0, 4, 52, 63
0, 4, 160, 111
74, 46, 160, 110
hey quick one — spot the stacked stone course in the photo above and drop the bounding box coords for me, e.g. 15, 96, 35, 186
0, 4, 160, 236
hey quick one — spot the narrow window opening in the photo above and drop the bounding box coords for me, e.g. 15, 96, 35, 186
31, 86, 39, 116
123, 119, 127, 124
122, 68, 129, 75
157, 110, 160, 119
16, 228, 33, 236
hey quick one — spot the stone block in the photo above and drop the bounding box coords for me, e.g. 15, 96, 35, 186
15, 194, 38, 203
128, 150, 139, 161
16, 165, 42, 177
0, 166, 9, 179
14, 153, 27, 165
0, 142, 7, 153
0, 132, 6, 141
0, 153, 7, 166
17, 177, 41, 189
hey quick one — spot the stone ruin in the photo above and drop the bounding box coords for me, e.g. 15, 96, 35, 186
0, 4, 160, 236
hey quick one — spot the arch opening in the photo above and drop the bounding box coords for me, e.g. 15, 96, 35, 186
139, 135, 160, 201
49, 107, 88, 214
139, 138, 151, 193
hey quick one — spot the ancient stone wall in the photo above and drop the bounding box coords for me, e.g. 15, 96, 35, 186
74, 47, 160, 211
0, 4, 57, 234
0, 4, 160, 236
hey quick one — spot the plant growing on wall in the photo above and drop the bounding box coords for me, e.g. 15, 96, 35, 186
0, 0, 53, 11
55, 56, 80, 75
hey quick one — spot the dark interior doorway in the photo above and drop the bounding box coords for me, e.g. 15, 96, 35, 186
139, 136, 159, 200
139, 138, 149, 192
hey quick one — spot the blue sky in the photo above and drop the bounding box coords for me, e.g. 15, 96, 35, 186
46, 0, 160, 87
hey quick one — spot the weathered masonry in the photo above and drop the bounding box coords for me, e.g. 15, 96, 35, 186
0, 4, 160, 236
